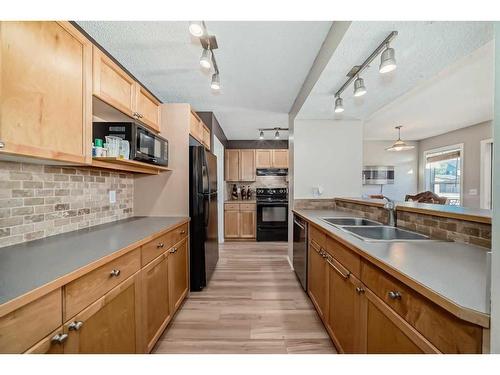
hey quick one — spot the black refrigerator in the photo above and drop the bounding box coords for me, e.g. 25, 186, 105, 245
189, 145, 219, 291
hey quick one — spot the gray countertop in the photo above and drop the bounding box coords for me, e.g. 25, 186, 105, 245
0, 216, 188, 306
294, 209, 491, 316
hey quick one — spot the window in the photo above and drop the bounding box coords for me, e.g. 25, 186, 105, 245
424, 144, 464, 205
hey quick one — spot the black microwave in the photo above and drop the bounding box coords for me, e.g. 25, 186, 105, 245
93, 122, 168, 166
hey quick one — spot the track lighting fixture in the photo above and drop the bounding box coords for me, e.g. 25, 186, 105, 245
258, 127, 288, 140
334, 97, 344, 113
189, 21, 205, 37
379, 43, 397, 73
353, 77, 367, 97
199, 48, 211, 69
210, 73, 220, 90
332, 31, 398, 113
275, 130, 280, 139
259, 131, 264, 140
386, 126, 414, 152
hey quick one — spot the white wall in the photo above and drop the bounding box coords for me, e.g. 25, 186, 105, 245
212, 135, 225, 243
362, 141, 418, 201
294, 119, 363, 199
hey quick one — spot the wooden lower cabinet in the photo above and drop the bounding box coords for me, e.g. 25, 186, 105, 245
141, 254, 171, 352
239, 209, 256, 238
168, 238, 189, 312
307, 240, 328, 320
326, 256, 365, 353
63, 273, 141, 354
224, 203, 256, 240
25, 328, 66, 354
224, 209, 241, 239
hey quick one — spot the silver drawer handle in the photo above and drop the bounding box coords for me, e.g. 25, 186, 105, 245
355, 287, 365, 295
110, 269, 121, 277
180, 230, 186, 234
157, 242, 165, 249
68, 321, 84, 331
388, 291, 402, 300
0, 140, 4, 149
51, 333, 68, 345
169, 247, 177, 254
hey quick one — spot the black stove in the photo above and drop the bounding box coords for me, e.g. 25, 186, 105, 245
256, 188, 288, 242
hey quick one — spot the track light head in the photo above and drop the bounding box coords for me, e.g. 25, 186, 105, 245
353, 77, 367, 97
275, 130, 280, 139
200, 48, 212, 69
211, 73, 221, 90
259, 130, 264, 140
334, 97, 344, 113
380, 45, 397, 73
189, 21, 205, 37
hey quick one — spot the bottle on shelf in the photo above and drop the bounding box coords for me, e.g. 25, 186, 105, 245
241, 186, 246, 200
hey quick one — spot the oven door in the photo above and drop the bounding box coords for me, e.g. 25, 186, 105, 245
135, 125, 168, 166
257, 202, 288, 228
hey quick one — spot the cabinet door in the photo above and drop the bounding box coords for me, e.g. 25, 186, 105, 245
203, 126, 211, 150
24, 328, 66, 354
93, 46, 136, 118
224, 209, 240, 238
239, 149, 256, 181
64, 274, 141, 354
256, 149, 272, 168
307, 240, 328, 320
326, 257, 364, 353
0, 21, 92, 164
141, 254, 170, 352
135, 84, 161, 132
365, 292, 425, 354
168, 239, 189, 313
272, 149, 289, 168
239, 209, 256, 239
225, 149, 240, 181
190, 112, 203, 142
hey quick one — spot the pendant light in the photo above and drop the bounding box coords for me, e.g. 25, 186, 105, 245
189, 21, 204, 37
353, 76, 367, 97
210, 73, 220, 90
379, 43, 397, 73
199, 48, 211, 69
334, 97, 344, 113
259, 130, 264, 140
386, 126, 415, 152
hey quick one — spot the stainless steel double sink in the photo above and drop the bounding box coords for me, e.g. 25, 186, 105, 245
321, 217, 431, 242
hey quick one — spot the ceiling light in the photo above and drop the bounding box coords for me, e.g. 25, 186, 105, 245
189, 21, 204, 37
334, 97, 344, 113
259, 130, 264, 140
386, 126, 415, 152
275, 130, 280, 139
379, 44, 397, 73
210, 73, 220, 90
199, 49, 211, 69
353, 77, 367, 97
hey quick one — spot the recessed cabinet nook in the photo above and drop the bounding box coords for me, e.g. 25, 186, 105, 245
0, 21, 169, 175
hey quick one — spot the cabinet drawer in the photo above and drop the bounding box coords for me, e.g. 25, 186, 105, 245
64, 248, 140, 320
309, 224, 326, 249
0, 288, 62, 353
225, 203, 240, 211
141, 224, 189, 266
361, 260, 483, 353
240, 203, 256, 211
325, 236, 360, 277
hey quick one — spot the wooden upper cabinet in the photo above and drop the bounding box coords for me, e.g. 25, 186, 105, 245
239, 149, 256, 181
64, 274, 141, 354
202, 125, 211, 150
93, 46, 135, 118
225, 149, 240, 181
272, 149, 289, 168
189, 112, 203, 140
135, 84, 161, 132
0, 21, 92, 164
256, 149, 272, 168
168, 238, 189, 313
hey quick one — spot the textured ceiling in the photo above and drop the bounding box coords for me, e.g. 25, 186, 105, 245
297, 21, 494, 140
77, 21, 332, 140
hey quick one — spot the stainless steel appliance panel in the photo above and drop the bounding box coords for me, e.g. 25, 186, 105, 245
293, 215, 308, 291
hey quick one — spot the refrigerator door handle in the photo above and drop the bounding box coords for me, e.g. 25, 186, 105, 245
204, 195, 210, 227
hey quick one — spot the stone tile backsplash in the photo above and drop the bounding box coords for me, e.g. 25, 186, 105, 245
0, 161, 134, 248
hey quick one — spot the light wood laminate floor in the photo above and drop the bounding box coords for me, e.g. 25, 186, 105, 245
153, 241, 336, 354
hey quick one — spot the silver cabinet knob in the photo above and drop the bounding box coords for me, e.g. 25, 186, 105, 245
0, 140, 4, 149
169, 247, 177, 254
388, 291, 402, 300
68, 321, 84, 331
110, 269, 121, 277
51, 333, 68, 344
356, 287, 365, 295
157, 242, 165, 249
180, 230, 186, 234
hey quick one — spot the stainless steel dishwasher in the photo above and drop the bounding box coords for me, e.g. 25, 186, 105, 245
293, 214, 308, 291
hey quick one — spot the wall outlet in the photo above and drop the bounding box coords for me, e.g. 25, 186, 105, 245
109, 190, 116, 204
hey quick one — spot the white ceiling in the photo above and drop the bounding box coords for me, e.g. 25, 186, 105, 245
297, 21, 494, 140
77, 21, 332, 140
